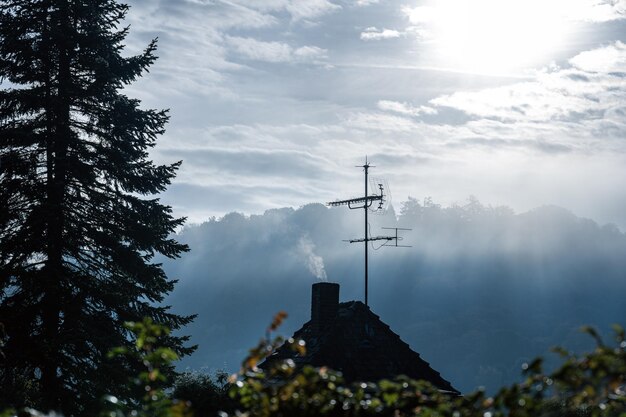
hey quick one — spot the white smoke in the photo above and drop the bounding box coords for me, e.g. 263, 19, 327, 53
298, 235, 327, 281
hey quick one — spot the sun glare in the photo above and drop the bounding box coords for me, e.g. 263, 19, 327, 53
409, 0, 572, 74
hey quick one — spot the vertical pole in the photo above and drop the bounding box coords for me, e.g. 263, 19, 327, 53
364, 163, 369, 307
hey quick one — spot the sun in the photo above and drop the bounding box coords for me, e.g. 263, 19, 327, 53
408, 0, 572, 74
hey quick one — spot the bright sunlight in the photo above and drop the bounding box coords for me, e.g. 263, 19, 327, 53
407, 0, 574, 74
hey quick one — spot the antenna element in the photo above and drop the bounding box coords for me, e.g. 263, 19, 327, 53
327, 158, 410, 307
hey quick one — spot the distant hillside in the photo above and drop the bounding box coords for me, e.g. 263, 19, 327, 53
161, 198, 626, 393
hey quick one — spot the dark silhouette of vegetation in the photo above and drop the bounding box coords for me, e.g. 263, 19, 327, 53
1, 315, 624, 417
172, 370, 235, 417
223, 313, 626, 417
0, 0, 193, 414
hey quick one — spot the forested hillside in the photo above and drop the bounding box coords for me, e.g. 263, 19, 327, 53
163, 198, 626, 393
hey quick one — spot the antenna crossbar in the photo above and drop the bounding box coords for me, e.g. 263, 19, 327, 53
346, 236, 394, 244
327, 194, 382, 209
380, 227, 412, 247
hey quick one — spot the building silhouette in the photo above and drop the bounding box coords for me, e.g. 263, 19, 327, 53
262, 282, 459, 394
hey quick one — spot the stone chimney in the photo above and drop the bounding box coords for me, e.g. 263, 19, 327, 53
311, 282, 339, 332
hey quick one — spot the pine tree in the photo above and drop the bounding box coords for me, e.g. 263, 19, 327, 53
0, 1, 195, 414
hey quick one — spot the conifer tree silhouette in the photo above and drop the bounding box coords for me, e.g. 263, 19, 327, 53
0, 1, 194, 413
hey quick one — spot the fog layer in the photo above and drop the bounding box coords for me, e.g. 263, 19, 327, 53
163, 198, 626, 393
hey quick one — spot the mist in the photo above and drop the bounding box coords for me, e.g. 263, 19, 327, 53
162, 197, 626, 393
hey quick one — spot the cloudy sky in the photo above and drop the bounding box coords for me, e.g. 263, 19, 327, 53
123, 0, 626, 227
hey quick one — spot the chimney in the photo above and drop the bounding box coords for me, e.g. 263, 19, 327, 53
311, 282, 339, 332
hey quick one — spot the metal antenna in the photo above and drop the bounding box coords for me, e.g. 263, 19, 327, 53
327, 158, 411, 307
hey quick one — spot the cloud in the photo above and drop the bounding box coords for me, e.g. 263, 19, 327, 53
151, 49, 626, 223
123, 0, 337, 99
403, 0, 626, 26
226, 36, 292, 63
163, 147, 330, 180
122, 0, 278, 98
569, 41, 626, 73
342, 112, 422, 132
429, 42, 626, 137
221, 0, 341, 22
135, 0, 278, 31
355, 0, 379, 6
293, 45, 329, 61
284, 0, 341, 22
224, 36, 328, 64
160, 182, 317, 223
377, 100, 437, 116
403, 5, 439, 25
360, 27, 401, 40
452, 137, 572, 154
565, 0, 626, 22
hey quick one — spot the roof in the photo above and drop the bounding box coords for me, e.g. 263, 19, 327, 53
262, 300, 459, 394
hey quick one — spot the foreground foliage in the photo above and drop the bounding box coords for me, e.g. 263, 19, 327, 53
172, 370, 234, 417
103, 318, 191, 417
2, 316, 625, 417
225, 313, 626, 417
0, 0, 193, 414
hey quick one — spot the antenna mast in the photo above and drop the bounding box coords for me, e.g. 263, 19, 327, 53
327, 158, 410, 307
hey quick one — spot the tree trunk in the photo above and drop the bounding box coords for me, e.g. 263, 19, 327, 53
41, 1, 71, 410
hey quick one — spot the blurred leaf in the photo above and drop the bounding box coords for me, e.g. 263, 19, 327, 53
581, 325, 604, 347
269, 311, 288, 332
611, 324, 625, 343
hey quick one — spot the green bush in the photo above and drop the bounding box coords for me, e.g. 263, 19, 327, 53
103, 318, 191, 417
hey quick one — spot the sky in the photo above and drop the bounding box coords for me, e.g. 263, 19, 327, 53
123, 0, 626, 228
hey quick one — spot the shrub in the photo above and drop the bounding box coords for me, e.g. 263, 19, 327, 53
224, 313, 626, 417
